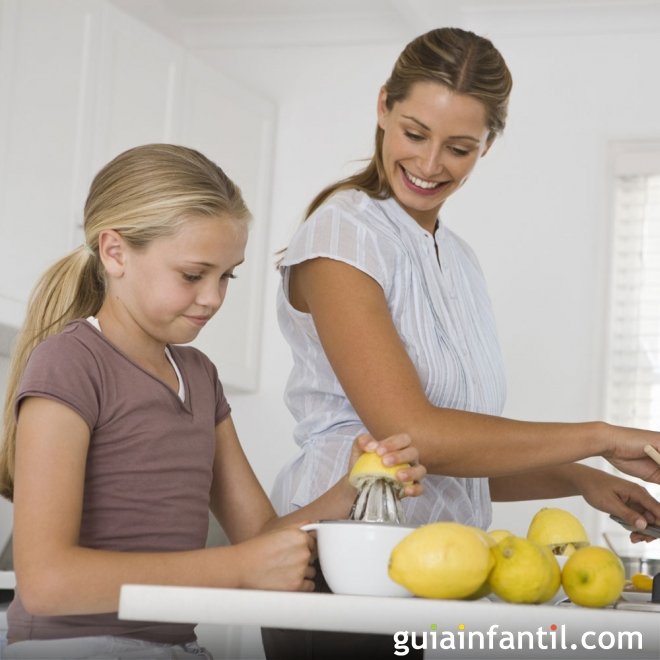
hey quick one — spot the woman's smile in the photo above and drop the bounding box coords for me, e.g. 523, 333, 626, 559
399, 165, 449, 195
378, 81, 492, 231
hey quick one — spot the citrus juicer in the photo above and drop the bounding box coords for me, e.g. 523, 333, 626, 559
349, 475, 405, 524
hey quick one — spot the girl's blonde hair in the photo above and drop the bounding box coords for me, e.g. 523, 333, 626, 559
0, 144, 250, 500
305, 27, 513, 218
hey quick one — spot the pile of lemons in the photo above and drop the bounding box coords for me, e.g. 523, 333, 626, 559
388, 508, 626, 608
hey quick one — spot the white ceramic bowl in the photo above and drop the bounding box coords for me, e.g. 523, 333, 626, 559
302, 520, 416, 598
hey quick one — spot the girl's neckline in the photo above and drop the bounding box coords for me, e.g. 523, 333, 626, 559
84, 316, 186, 403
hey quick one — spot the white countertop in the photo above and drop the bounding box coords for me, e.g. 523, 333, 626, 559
119, 585, 660, 659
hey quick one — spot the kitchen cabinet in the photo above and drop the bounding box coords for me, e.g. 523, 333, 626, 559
180, 56, 274, 392
0, 0, 274, 391
0, 0, 94, 329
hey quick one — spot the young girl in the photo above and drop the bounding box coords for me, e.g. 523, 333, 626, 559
0, 144, 425, 659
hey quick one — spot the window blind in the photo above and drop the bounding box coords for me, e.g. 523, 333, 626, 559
605, 174, 660, 429
604, 145, 660, 502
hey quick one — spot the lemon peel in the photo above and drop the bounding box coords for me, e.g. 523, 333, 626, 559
536, 545, 562, 603
489, 536, 557, 604
349, 452, 410, 488
488, 529, 514, 544
388, 522, 492, 599
561, 546, 625, 608
631, 573, 653, 592
527, 507, 589, 555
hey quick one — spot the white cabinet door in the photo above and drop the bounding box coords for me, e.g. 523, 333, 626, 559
0, 0, 273, 391
0, 0, 97, 328
88, 3, 183, 175
72, 2, 184, 245
180, 56, 275, 392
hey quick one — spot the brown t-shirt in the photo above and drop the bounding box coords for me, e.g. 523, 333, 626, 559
8, 319, 231, 644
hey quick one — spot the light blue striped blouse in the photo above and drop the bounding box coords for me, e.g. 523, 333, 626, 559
271, 188, 507, 528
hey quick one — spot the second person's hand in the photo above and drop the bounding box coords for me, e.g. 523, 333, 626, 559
578, 467, 660, 540
349, 432, 426, 498
604, 426, 660, 485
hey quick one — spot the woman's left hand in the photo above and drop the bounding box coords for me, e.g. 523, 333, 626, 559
349, 432, 426, 498
579, 469, 660, 542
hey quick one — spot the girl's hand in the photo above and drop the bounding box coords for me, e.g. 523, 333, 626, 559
232, 526, 317, 591
578, 468, 660, 542
349, 432, 426, 498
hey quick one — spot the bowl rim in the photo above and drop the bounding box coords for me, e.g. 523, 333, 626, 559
309, 520, 418, 530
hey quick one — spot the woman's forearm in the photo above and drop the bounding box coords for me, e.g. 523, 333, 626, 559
489, 463, 593, 501
298, 257, 660, 482
400, 408, 611, 478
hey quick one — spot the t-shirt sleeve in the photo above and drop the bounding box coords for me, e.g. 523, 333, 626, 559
280, 196, 388, 290
15, 334, 101, 432
214, 375, 231, 425
196, 351, 231, 425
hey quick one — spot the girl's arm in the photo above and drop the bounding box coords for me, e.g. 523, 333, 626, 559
208, 416, 424, 543
290, 258, 660, 483
13, 397, 314, 616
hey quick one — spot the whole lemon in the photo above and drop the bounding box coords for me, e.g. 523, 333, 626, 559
489, 536, 557, 604
527, 508, 589, 556
536, 545, 562, 603
488, 529, 514, 544
561, 546, 625, 608
388, 522, 492, 599
465, 528, 496, 600
631, 573, 653, 592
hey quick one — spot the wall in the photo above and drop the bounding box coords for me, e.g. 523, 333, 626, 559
192, 7, 660, 540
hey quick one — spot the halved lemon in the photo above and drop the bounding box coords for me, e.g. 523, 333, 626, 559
527, 507, 589, 556
349, 452, 410, 488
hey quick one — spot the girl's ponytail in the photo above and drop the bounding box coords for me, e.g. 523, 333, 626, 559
0, 246, 104, 500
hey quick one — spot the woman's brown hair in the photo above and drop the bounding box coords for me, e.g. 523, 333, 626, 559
305, 27, 512, 218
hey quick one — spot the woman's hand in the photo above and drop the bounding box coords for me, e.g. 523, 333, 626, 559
603, 427, 660, 485
232, 525, 317, 592
578, 468, 660, 542
349, 432, 426, 498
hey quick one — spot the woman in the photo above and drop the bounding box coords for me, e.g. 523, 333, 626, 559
271, 27, 660, 536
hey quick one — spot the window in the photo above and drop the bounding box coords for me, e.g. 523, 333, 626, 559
604, 142, 660, 501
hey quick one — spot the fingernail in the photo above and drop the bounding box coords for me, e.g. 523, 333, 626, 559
398, 471, 409, 481
382, 455, 394, 465
635, 518, 647, 530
